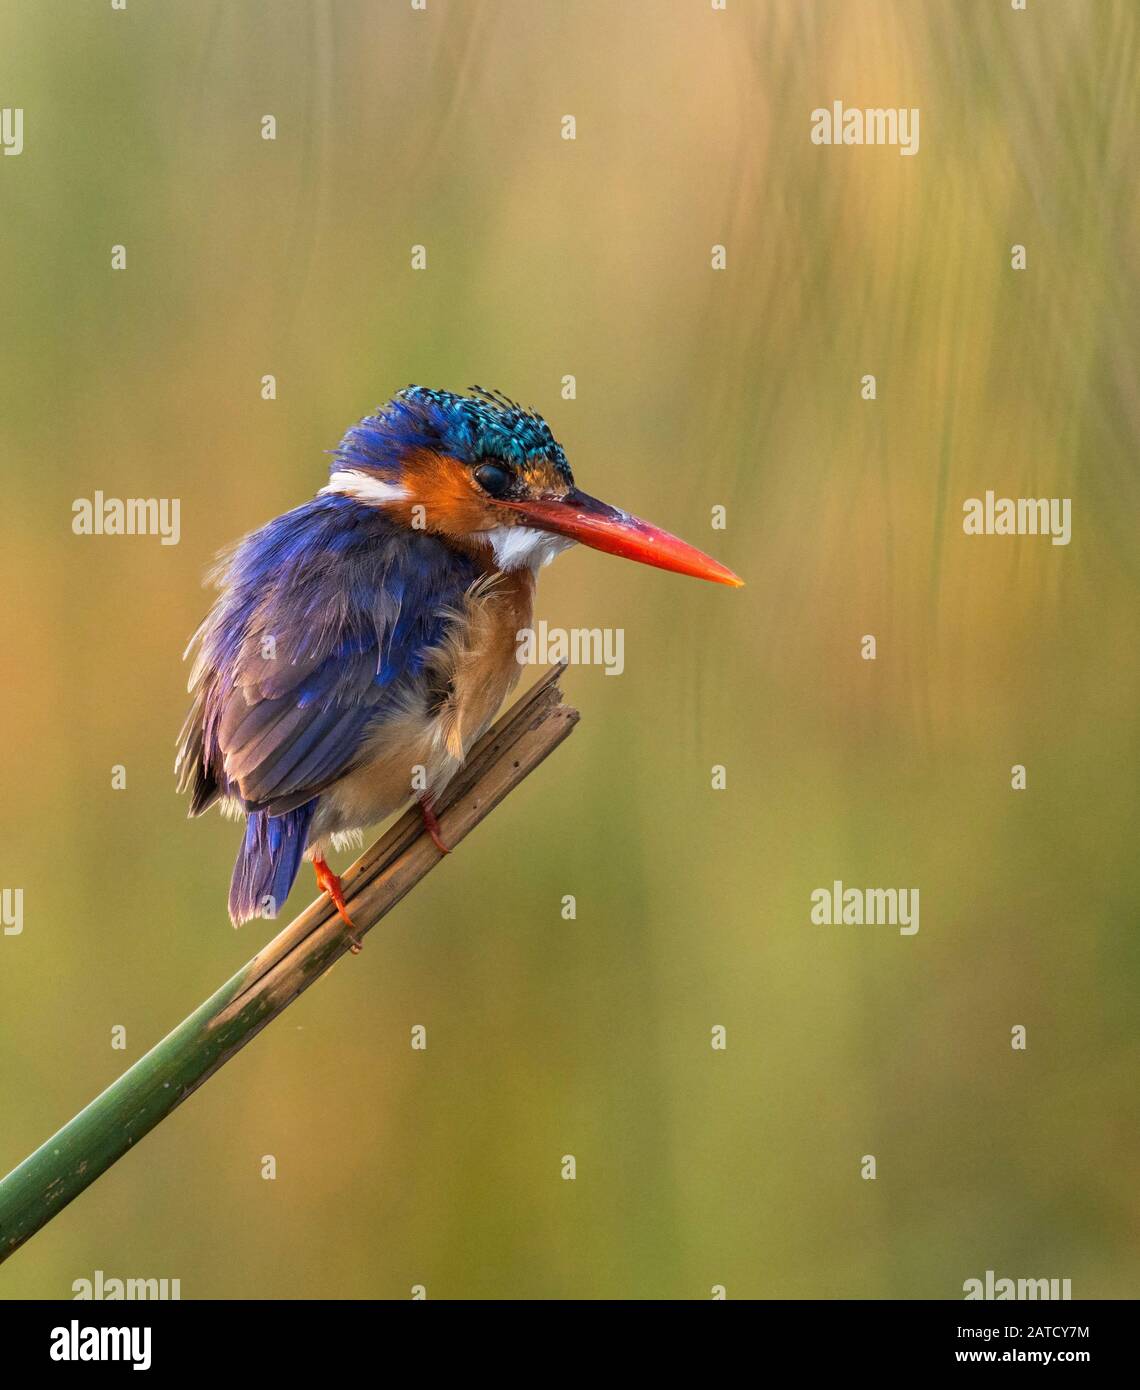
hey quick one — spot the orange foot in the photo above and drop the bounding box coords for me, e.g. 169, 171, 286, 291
418, 795, 451, 855
313, 855, 362, 953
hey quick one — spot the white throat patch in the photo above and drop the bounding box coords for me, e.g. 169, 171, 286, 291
484, 525, 575, 573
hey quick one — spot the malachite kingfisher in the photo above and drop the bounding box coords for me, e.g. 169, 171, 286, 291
176, 386, 741, 939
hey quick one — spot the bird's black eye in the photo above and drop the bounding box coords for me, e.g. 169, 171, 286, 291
473, 462, 513, 498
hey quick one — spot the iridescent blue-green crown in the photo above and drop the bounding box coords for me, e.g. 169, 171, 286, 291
333, 385, 573, 483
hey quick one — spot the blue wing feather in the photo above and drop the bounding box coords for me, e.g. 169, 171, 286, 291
177, 492, 479, 823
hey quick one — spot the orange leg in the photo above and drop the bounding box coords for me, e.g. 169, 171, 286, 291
418, 794, 451, 854
313, 855, 362, 953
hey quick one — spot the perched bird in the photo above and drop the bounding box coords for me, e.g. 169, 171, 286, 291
177, 386, 741, 939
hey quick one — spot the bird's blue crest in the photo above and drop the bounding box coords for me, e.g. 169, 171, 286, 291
332, 386, 573, 484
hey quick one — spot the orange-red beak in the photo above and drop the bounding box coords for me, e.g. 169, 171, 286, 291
501, 489, 743, 587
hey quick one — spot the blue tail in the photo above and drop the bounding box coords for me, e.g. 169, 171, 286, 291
228, 802, 317, 926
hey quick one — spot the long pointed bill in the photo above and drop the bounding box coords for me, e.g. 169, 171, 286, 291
501, 489, 743, 587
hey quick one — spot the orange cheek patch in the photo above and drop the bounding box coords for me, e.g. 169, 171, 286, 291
385, 450, 493, 537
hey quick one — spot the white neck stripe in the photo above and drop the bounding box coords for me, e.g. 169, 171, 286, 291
319, 470, 411, 506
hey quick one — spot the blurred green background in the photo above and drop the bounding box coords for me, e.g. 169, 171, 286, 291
1, 0, 1137, 1300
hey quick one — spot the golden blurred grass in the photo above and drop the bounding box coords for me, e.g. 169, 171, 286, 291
0, 0, 1136, 1298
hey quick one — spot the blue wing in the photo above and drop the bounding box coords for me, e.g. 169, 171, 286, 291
177, 492, 480, 820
